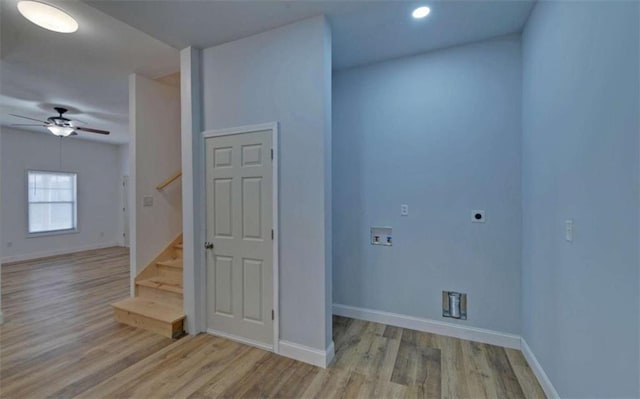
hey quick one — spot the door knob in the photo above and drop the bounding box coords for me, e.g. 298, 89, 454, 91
204, 242, 214, 249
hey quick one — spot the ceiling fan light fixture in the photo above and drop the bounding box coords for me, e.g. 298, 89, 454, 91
47, 125, 75, 137
17, 1, 79, 33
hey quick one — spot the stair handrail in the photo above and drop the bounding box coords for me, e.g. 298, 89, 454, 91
156, 171, 182, 190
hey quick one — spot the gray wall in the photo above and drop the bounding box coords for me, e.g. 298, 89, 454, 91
522, 1, 639, 397
322, 24, 333, 346
200, 16, 332, 351
333, 35, 522, 334
0, 127, 2, 323
1, 128, 121, 262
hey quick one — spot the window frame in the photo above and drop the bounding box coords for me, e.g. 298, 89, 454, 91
26, 169, 79, 237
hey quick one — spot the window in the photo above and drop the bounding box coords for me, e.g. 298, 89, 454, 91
28, 171, 77, 235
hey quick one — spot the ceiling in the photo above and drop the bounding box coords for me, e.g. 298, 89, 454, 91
1, 0, 534, 145
0, 0, 179, 144
87, 0, 535, 70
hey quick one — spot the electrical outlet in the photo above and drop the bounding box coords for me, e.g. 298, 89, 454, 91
400, 204, 409, 216
565, 220, 574, 242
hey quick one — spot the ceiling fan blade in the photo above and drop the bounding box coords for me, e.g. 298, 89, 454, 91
9, 114, 48, 123
10, 124, 47, 126
75, 126, 110, 135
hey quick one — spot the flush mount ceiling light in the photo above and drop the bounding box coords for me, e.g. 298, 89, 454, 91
17, 1, 78, 33
412, 6, 431, 19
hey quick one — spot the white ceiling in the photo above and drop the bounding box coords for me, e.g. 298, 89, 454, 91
0, 0, 179, 144
87, 0, 535, 70
1, 0, 534, 145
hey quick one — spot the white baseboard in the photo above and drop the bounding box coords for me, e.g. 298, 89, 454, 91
279, 340, 335, 368
207, 328, 273, 352
206, 328, 335, 369
333, 303, 521, 349
0, 242, 119, 264
521, 338, 560, 399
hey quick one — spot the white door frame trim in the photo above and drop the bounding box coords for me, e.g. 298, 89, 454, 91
201, 122, 280, 354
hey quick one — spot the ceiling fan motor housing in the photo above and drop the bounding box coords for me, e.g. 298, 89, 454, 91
49, 107, 72, 126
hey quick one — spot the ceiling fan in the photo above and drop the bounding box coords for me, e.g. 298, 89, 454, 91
10, 107, 110, 137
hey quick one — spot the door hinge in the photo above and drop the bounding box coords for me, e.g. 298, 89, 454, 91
271, 229, 274, 240
271, 148, 274, 160
272, 310, 274, 320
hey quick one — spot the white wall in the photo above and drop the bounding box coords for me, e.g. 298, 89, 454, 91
0, 128, 121, 262
332, 35, 523, 335
180, 47, 203, 334
117, 143, 129, 247
129, 74, 181, 278
194, 16, 332, 353
0, 127, 3, 323
522, 1, 639, 397
118, 144, 130, 177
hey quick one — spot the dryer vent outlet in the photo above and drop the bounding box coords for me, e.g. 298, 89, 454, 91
443, 291, 467, 320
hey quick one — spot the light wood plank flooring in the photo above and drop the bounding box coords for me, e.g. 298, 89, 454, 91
1, 247, 545, 398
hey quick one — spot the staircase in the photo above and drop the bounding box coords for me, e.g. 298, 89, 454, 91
112, 235, 185, 338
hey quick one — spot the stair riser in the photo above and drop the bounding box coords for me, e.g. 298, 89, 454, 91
157, 266, 182, 284
113, 308, 183, 338
136, 285, 183, 309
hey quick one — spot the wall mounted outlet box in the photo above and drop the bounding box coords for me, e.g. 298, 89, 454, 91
371, 227, 392, 246
471, 210, 485, 223
442, 291, 467, 320
400, 204, 409, 216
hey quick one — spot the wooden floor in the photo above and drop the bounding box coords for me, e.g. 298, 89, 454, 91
1, 247, 545, 398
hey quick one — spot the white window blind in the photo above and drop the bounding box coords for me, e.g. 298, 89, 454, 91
28, 171, 77, 234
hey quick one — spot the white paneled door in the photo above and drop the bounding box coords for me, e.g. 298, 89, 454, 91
205, 129, 274, 348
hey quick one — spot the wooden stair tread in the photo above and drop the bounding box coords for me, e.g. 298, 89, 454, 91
112, 297, 184, 324
137, 277, 183, 294
157, 258, 183, 268
113, 233, 184, 338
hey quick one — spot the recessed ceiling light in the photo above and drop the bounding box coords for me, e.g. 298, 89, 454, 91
17, 1, 78, 33
412, 6, 431, 19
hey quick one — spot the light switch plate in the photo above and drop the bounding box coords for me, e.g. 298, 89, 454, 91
143, 195, 153, 207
